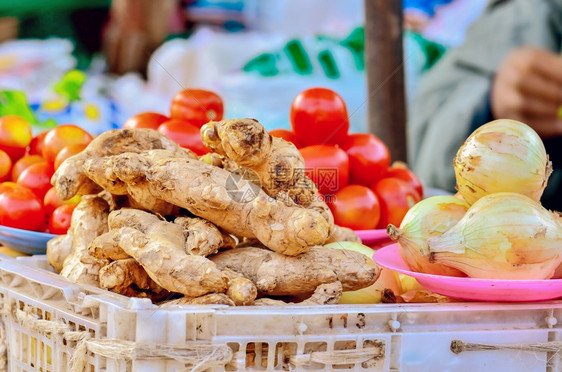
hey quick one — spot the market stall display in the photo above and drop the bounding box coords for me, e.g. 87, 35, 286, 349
42, 120, 381, 307
7, 2, 562, 371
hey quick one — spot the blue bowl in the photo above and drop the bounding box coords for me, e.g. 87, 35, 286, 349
0, 225, 57, 255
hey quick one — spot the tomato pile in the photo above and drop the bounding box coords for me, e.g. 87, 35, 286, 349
0, 86, 421, 236
123, 89, 223, 156
273, 87, 423, 231
0, 116, 90, 234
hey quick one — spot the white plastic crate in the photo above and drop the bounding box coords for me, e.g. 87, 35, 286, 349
0, 255, 561, 372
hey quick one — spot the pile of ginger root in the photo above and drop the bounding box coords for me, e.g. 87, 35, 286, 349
46, 119, 379, 306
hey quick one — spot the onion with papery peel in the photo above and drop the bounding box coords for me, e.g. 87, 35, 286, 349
454, 119, 552, 205
427, 192, 562, 280
387, 195, 468, 277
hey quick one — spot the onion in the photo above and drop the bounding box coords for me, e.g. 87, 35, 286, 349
427, 192, 562, 280
454, 119, 552, 205
387, 195, 468, 276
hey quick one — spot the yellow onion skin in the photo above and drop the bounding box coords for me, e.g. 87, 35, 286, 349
454, 119, 552, 205
387, 195, 469, 277
427, 192, 562, 280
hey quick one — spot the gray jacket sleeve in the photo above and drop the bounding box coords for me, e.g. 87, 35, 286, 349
407, 0, 558, 192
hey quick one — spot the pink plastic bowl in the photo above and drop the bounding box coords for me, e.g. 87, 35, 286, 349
354, 229, 393, 249
374, 244, 562, 302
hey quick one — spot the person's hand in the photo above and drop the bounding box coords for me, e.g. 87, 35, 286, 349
491, 47, 562, 138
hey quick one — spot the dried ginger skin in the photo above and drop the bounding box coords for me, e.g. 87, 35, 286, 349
83, 150, 329, 255
47, 233, 74, 273
52, 128, 195, 201
211, 246, 379, 296
59, 195, 110, 286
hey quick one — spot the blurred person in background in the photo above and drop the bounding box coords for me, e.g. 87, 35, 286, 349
408, 0, 562, 210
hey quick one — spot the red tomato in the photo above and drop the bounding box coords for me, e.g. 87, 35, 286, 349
43, 187, 65, 216
0, 186, 45, 231
28, 130, 48, 156
299, 145, 349, 194
329, 185, 380, 230
17, 162, 54, 200
158, 119, 209, 156
0, 149, 11, 182
42, 125, 93, 164
44, 187, 79, 217
341, 133, 391, 186
11, 155, 46, 182
290, 87, 349, 146
169, 89, 224, 128
372, 178, 421, 229
48, 204, 76, 234
385, 161, 424, 198
123, 112, 169, 130
0, 115, 33, 161
0, 182, 18, 195
269, 129, 304, 148
54, 143, 88, 171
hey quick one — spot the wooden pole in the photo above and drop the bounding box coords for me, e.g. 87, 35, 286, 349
364, 0, 407, 162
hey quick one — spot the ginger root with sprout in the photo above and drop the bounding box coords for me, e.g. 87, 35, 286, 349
46, 233, 74, 273
52, 128, 194, 215
211, 246, 379, 296
82, 150, 329, 255
57, 195, 110, 286
253, 282, 343, 306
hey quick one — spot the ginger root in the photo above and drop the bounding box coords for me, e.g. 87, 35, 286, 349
226, 277, 257, 306
201, 119, 336, 239
58, 195, 110, 286
159, 294, 235, 307
201, 118, 315, 205
82, 150, 329, 255
99, 258, 170, 301
211, 246, 379, 296
52, 128, 194, 215
46, 233, 74, 273
254, 282, 343, 306
94, 208, 235, 257
173, 216, 236, 256
89, 209, 228, 297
